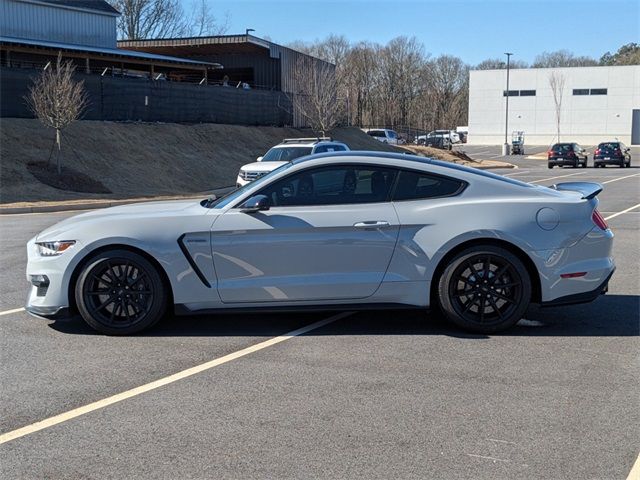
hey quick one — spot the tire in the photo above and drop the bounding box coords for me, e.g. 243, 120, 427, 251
548, 164, 553, 169
75, 249, 167, 335
437, 245, 532, 334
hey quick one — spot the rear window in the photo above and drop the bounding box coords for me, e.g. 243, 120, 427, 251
392, 170, 465, 201
367, 130, 385, 138
551, 144, 573, 152
598, 142, 619, 151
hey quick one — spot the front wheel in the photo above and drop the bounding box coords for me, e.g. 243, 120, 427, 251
437, 246, 532, 333
75, 249, 167, 335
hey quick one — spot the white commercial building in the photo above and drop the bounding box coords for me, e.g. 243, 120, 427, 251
468, 65, 640, 146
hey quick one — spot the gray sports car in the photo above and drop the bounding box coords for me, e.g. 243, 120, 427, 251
26, 152, 614, 335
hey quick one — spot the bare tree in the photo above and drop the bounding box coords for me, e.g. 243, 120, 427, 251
533, 50, 598, 68
108, 0, 229, 39
475, 58, 528, 70
548, 71, 566, 142
25, 53, 88, 175
288, 58, 341, 135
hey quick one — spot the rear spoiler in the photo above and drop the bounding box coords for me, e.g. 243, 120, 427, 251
550, 182, 603, 200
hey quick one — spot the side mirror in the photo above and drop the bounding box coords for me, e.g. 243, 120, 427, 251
256, 156, 263, 162
241, 194, 270, 213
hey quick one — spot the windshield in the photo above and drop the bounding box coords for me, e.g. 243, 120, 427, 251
205, 162, 295, 209
262, 146, 313, 162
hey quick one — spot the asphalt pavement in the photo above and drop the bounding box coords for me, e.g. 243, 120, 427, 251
0, 156, 638, 479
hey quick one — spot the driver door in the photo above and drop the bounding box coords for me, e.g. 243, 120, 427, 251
211, 165, 400, 303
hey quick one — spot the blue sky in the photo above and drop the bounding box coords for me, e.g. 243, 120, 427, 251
208, 0, 639, 65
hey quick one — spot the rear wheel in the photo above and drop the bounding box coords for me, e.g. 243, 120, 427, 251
548, 164, 554, 169
437, 246, 531, 333
75, 250, 167, 335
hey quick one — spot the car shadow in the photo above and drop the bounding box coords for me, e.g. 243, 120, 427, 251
48, 294, 639, 338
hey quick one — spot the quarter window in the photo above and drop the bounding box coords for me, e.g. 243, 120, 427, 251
573, 89, 589, 95
519, 90, 536, 96
590, 88, 607, 95
257, 165, 397, 207
392, 170, 465, 201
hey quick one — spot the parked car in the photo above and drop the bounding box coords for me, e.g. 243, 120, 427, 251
416, 130, 461, 146
593, 141, 631, 168
547, 143, 588, 168
423, 136, 452, 150
27, 151, 614, 335
236, 138, 349, 187
364, 128, 400, 145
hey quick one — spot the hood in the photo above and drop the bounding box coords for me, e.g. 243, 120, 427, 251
36, 198, 207, 241
240, 161, 287, 173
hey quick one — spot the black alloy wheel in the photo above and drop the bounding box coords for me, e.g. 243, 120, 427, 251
438, 246, 531, 333
75, 250, 166, 335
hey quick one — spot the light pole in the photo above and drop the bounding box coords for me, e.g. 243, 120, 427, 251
245, 28, 255, 37
502, 52, 513, 156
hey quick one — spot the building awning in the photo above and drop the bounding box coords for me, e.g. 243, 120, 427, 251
0, 36, 223, 69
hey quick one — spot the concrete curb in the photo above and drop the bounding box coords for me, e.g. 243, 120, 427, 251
0, 187, 234, 215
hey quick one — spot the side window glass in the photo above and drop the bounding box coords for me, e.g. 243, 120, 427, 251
257, 166, 397, 207
314, 145, 328, 154
393, 170, 464, 201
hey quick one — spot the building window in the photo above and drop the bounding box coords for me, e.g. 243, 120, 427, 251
573, 89, 589, 95
590, 88, 607, 95
519, 90, 536, 96
503, 90, 519, 96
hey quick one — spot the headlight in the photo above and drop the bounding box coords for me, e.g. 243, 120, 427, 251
36, 240, 76, 256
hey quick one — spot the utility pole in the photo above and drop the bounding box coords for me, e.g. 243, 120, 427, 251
502, 52, 513, 156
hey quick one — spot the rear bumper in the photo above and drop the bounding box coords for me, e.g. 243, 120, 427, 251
541, 269, 614, 307
594, 156, 624, 165
548, 157, 580, 165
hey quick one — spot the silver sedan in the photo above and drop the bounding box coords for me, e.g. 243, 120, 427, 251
26, 152, 615, 335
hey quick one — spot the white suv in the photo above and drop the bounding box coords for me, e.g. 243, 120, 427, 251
236, 138, 349, 187
363, 128, 401, 145
416, 130, 461, 145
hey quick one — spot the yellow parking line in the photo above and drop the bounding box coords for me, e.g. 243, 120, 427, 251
0, 311, 351, 445
0, 307, 25, 317
601, 173, 640, 184
627, 453, 640, 480
605, 203, 640, 221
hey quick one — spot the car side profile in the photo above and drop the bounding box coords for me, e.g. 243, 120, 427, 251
236, 138, 349, 187
593, 141, 631, 168
364, 129, 400, 145
548, 143, 588, 168
26, 152, 614, 336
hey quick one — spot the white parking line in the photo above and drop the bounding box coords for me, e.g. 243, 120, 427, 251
529, 172, 586, 184
605, 203, 640, 221
601, 173, 640, 185
503, 170, 530, 176
0, 311, 352, 445
0, 307, 25, 316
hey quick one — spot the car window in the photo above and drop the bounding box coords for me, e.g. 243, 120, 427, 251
367, 130, 385, 138
551, 144, 572, 152
392, 170, 465, 201
256, 165, 398, 207
388, 131, 397, 139
333, 145, 347, 151
261, 146, 313, 162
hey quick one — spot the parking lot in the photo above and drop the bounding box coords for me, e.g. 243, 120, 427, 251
0, 157, 638, 479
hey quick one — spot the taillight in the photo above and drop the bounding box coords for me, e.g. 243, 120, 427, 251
592, 209, 608, 230
547, 150, 553, 158
595, 149, 600, 155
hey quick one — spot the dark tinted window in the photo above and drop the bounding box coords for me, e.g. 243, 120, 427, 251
551, 143, 574, 152
590, 88, 607, 95
262, 147, 312, 162
573, 89, 589, 95
393, 170, 464, 201
503, 90, 519, 96
258, 166, 397, 207
598, 142, 620, 152
367, 130, 385, 138
519, 90, 536, 96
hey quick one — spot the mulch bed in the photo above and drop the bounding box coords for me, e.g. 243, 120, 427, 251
27, 162, 111, 194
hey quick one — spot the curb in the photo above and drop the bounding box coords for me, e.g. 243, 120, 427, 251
0, 187, 234, 215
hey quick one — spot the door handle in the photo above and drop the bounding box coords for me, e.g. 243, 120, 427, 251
354, 221, 390, 228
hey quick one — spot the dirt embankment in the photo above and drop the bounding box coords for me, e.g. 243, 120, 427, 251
0, 120, 510, 206
0, 119, 400, 204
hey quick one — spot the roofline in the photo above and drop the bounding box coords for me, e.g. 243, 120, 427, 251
470, 64, 639, 73
0, 36, 222, 68
14, 0, 119, 16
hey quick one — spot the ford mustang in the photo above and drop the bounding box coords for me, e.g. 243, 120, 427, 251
26, 152, 615, 335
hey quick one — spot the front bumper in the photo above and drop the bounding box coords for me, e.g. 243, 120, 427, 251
236, 175, 250, 188
25, 305, 71, 320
